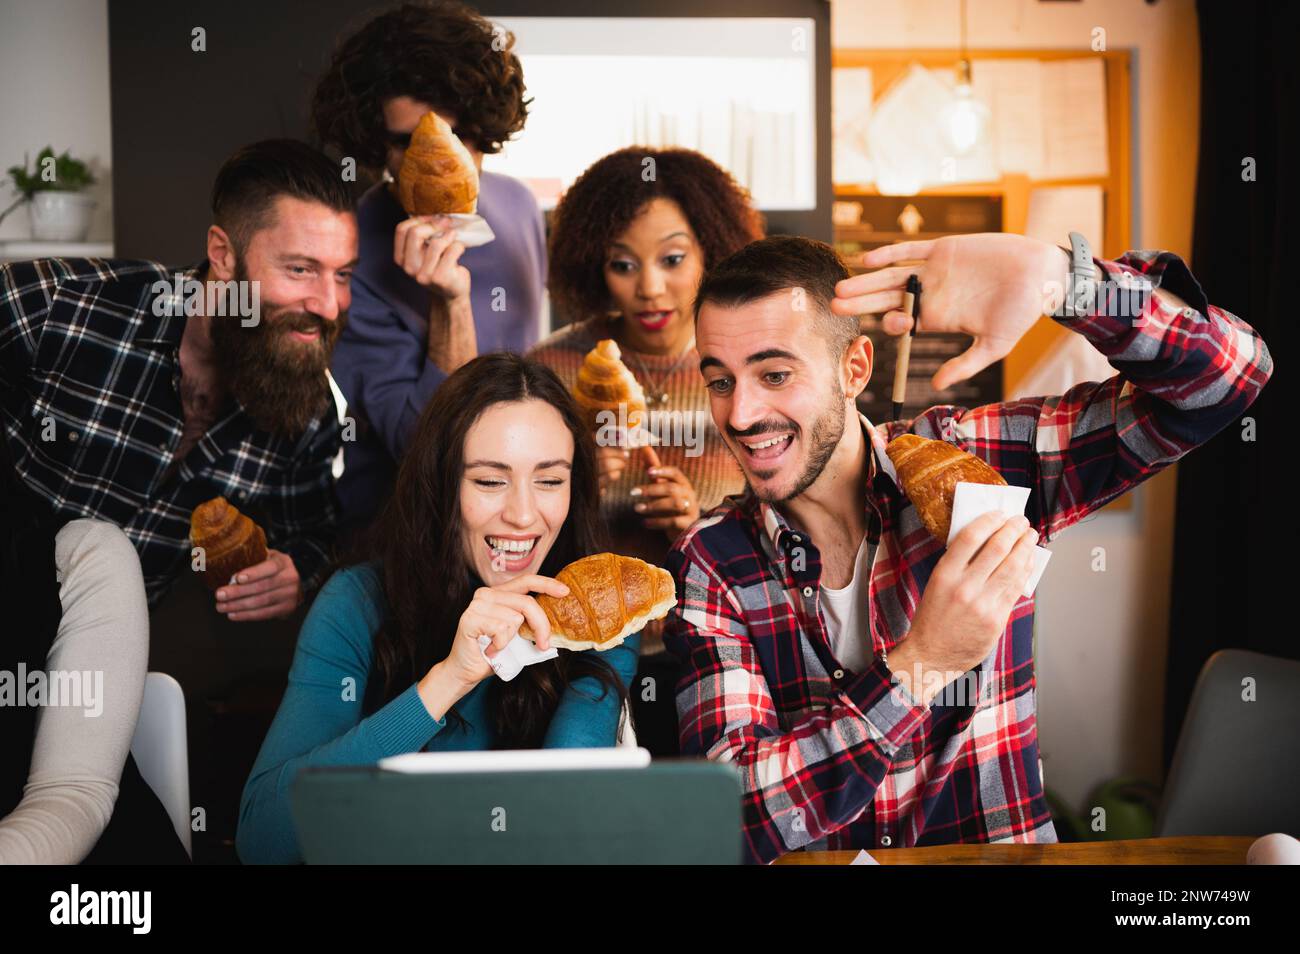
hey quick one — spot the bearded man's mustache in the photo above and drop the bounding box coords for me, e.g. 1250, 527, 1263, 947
270, 309, 345, 347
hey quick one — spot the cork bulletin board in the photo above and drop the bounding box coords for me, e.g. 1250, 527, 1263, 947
832, 48, 1134, 509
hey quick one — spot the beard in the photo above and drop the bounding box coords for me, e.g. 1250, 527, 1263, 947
209, 261, 347, 438
733, 385, 846, 505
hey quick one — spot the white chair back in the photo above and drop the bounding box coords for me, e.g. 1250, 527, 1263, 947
129, 672, 191, 856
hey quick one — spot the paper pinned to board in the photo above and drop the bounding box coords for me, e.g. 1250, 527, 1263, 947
947, 482, 1052, 598
866, 64, 998, 191
832, 67, 875, 183
1040, 58, 1109, 179
970, 59, 1044, 177
1024, 185, 1104, 252
969, 57, 1108, 180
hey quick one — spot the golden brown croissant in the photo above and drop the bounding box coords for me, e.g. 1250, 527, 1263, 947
397, 112, 479, 215
571, 339, 647, 432
190, 496, 268, 591
886, 434, 1006, 544
519, 553, 676, 651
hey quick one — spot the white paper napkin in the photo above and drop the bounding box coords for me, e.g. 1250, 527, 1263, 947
947, 482, 1052, 598
850, 849, 880, 865
476, 633, 557, 682
446, 213, 495, 248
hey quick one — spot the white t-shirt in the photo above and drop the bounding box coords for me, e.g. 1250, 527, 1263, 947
820, 534, 874, 673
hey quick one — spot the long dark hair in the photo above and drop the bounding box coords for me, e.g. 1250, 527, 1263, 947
360, 352, 628, 748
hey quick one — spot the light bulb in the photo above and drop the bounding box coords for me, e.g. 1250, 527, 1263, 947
941, 84, 989, 157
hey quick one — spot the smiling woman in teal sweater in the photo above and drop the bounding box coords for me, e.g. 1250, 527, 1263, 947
237, 355, 638, 865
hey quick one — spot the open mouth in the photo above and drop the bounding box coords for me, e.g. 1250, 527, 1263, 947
736, 431, 795, 463
634, 310, 673, 331
485, 535, 541, 572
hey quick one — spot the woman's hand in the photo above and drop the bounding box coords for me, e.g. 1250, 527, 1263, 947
596, 443, 632, 491
632, 456, 700, 537
418, 574, 569, 720
444, 574, 569, 684
394, 214, 470, 302
596, 429, 655, 492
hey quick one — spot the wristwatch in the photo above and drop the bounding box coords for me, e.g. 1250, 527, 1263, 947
1053, 230, 1100, 318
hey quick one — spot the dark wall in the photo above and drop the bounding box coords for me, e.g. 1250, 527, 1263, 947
108, 0, 833, 263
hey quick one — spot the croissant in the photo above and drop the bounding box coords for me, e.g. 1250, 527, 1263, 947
886, 434, 1006, 544
190, 496, 268, 591
519, 553, 676, 651
571, 339, 647, 432
397, 112, 479, 215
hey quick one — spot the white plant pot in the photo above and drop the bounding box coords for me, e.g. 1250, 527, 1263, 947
29, 191, 96, 242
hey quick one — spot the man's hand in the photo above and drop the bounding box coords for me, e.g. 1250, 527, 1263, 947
889, 511, 1039, 707
831, 233, 1070, 391
394, 215, 470, 302
215, 548, 302, 622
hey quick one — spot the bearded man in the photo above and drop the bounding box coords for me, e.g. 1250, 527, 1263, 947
0, 139, 358, 620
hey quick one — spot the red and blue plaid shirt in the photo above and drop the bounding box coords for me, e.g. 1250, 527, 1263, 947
663, 250, 1272, 864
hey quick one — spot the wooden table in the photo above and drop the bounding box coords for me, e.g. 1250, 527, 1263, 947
774, 836, 1255, 865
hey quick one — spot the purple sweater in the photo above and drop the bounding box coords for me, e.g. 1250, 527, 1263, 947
331, 175, 546, 528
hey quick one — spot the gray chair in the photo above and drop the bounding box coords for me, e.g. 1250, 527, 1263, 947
1155, 649, 1300, 837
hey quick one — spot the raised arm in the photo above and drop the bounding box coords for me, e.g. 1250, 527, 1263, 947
835, 235, 1272, 537
924, 250, 1268, 537
330, 217, 474, 460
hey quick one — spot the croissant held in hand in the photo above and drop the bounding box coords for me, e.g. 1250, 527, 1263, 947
886, 434, 1006, 544
397, 112, 479, 215
190, 496, 268, 591
519, 553, 676, 651
571, 339, 647, 432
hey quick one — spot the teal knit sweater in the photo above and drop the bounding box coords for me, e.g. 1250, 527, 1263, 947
236, 563, 640, 864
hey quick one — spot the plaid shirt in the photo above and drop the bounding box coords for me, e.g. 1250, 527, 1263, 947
0, 258, 340, 606
664, 250, 1272, 864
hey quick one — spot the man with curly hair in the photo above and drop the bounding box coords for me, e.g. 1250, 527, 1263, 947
313, 1, 546, 531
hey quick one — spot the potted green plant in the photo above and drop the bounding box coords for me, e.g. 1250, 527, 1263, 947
1, 147, 98, 242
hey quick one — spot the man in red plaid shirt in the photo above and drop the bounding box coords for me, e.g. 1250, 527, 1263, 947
663, 233, 1271, 864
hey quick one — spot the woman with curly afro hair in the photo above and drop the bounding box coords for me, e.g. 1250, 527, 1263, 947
528, 147, 764, 754
314, 2, 548, 533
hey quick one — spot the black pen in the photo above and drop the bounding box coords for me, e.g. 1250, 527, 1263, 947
891, 274, 921, 421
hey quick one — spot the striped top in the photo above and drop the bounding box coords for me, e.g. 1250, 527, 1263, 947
528, 318, 746, 646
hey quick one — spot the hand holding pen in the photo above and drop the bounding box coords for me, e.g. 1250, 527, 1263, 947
831, 233, 1071, 391
890, 275, 921, 422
